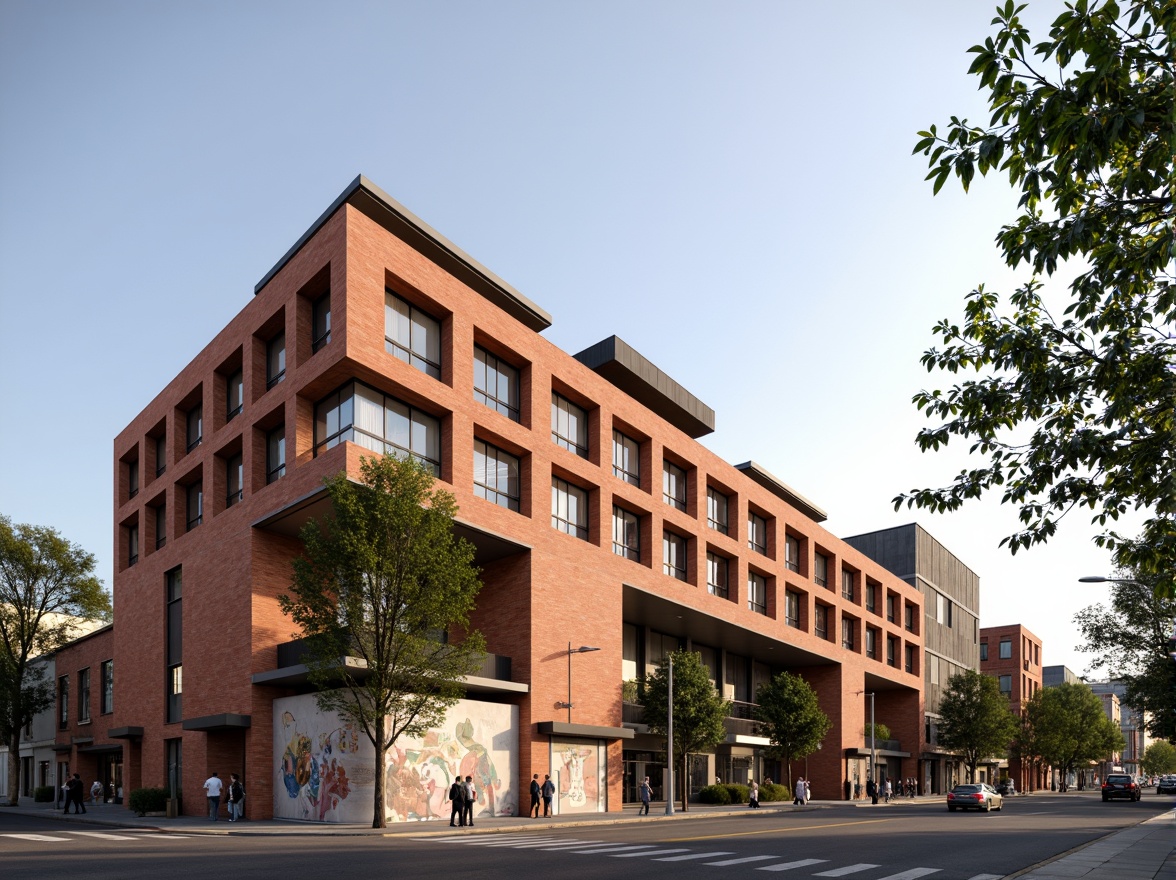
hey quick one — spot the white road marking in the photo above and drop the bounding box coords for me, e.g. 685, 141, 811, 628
2, 834, 71, 841
67, 831, 141, 840
874, 869, 941, 880
562, 844, 658, 854
611, 848, 692, 858
656, 852, 736, 862
511, 839, 606, 849
480, 837, 565, 847
759, 859, 831, 872
705, 855, 782, 866
815, 864, 882, 876
965, 875, 1003, 880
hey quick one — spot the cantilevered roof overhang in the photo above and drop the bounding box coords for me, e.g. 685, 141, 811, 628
734, 461, 827, 523
255, 175, 552, 333
251, 657, 529, 696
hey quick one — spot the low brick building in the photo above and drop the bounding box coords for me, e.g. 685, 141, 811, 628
980, 623, 1043, 791
97, 176, 925, 821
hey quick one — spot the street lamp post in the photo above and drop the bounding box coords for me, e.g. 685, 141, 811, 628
665, 654, 675, 816
557, 642, 600, 722
868, 691, 876, 789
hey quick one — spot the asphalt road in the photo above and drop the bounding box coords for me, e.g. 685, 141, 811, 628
2, 792, 1171, 880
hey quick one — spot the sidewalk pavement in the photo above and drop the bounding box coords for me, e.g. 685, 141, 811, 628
3, 794, 1173, 880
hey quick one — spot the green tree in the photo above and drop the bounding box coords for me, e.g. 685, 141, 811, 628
278, 455, 485, 829
864, 722, 892, 742
0, 515, 109, 807
937, 670, 1020, 782
642, 650, 730, 812
1021, 682, 1125, 788
898, 0, 1176, 598
1140, 740, 1176, 776
753, 672, 832, 791
1074, 573, 1176, 740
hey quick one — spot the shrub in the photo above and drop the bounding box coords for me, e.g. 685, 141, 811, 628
33, 786, 55, 803
723, 783, 749, 804
698, 784, 731, 804
759, 782, 787, 802
128, 787, 168, 816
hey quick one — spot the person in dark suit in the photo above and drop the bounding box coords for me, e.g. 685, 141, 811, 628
65, 774, 86, 814
448, 777, 464, 826
529, 774, 541, 818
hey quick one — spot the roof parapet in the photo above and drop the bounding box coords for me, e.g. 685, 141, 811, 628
734, 461, 827, 523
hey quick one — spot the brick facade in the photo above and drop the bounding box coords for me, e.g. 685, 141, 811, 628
980, 623, 1043, 791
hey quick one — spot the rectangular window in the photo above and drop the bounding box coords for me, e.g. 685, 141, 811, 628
612, 506, 640, 561
58, 676, 68, 729
128, 525, 138, 566
663, 531, 687, 581
866, 583, 877, 614
936, 593, 953, 627
748, 573, 767, 615
155, 504, 166, 549
128, 460, 139, 498
551, 393, 588, 457
748, 512, 767, 555
841, 569, 854, 601
166, 738, 183, 800
785, 590, 800, 628
929, 655, 940, 685
166, 568, 182, 724
905, 645, 916, 674
613, 430, 640, 486
226, 369, 243, 421
905, 603, 916, 631
866, 627, 877, 659
314, 382, 441, 474
814, 552, 828, 588
886, 594, 896, 622
385, 292, 441, 379
100, 660, 113, 714
267, 333, 286, 388
551, 478, 588, 540
78, 668, 90, 724
706, 552, 728, 599
999, 639, 1012, 659
999, 674, 1011, 695
887, 636, 897, 666
841, 617, 855, 651
473, 346, 520, 421
707, 488, 728, 535
473, 440, 520, 511
186, 404, 202, 452
312, 292, 331, 352
155, 434, 167, 476
186, 484, 202, 531
267, 426, 286, 483
226, 454, 243, 507
980, 642, 988, 661
785, 534, 800, 573
662, 460, 686, 510
814, 604, 828, 640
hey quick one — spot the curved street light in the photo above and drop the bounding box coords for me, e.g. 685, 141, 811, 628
557, 643, 601, 722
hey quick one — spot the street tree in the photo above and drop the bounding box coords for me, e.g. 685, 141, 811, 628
898, 0, 1176, 598
1021, 682, 1124, 789
0, 515, 109, 807
1140, 741, 1176, 776
937, 669, 1020, 782
642, 650, 729, 812
278, 455, 485, 829
1074, 572, 1176, 740
753, 671, 831, 791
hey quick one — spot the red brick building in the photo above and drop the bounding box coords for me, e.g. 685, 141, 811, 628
77, 176, 926, 820
979, 623, 1043, 792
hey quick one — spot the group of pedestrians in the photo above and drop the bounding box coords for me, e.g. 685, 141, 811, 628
793, 777, 811, 805
202, 771, 246, 821
60, 774, 87, 814
448, 774, 481, 826
528, 773, 556, 817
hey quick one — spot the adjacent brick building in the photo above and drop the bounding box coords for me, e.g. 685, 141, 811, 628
980, 623, 1043, 791
87, 176, 926, 821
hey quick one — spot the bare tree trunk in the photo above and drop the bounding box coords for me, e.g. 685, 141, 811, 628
372, 725, 387, 829
5, 736, 20, 806
680, 754, 688, 812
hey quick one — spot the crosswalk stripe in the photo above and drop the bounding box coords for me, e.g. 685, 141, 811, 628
758, 859, 830, 872
480, 838, 564, 847
611, 848, 692, 858
562, 844, 658, 854
965, 874, 1003, 880
875, 869, 941, 880
68, 832, 141, 840
511, 839, 606, 849
706, 855, 781, 866
655, 852, 736, 862
2, 834, 70, 841
815, 865, 882, 876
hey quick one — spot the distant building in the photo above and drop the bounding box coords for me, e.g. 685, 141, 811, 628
1087, 680, 1149, 778
980, 624, 1043, 792
1042, 664, 1080, 688
844, 523, 980, 794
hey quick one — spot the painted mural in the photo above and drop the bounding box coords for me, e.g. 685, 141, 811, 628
273, 693, 517, 823
551, 738, 606, 814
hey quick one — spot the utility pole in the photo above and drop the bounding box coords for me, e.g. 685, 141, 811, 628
665, 654, 675, 816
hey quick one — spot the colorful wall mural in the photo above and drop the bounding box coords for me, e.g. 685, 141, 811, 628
273, 693, 517, 823
551, 738, 606, 814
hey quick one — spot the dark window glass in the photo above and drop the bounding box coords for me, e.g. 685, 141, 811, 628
551, 478, 588, 540
866, 628, 877, 659
226, 454, 243, 507
473, 440, 520, 511
612, 506, 640, 561
166, 739, 183, 799
785, 591, 800, 628
186, 404, 202, 452
613, 431, 640, 486
166, 569, 182, 723
313, 382, 440, 474
662, 461, 686, 510
748, 513, 767, 555
707, 488, 728, 535
785, 534, 800, 573
101, 660, 114, 714
706, 552, 728, 599
814, 604, 828, 640
905, 603, 915, 631
186, 484, 202, 531
128, 525, 138, 566
128, 460, 139, 498
267, 427, 286, 483
473, 346, 519, 421
155, 504, 167, 549
842, 570, 854, 601
267, 333, 286, 389
841, 617, 855, 651
385, 292, 441, 379
78, 668, 90, 723
663, 531, 687, 581
58, 676, 68, 729
999, 639, 1012, 659
886, 594, 896, 622
155, 434, 167, 476
906, 645, 916, 674
227, 370, 243, 420
814, 552, 829, 587
748, 573, 767, 615
866, 583, 877, 613
551, 394, 588, 457
980, 642, 988, 661
312, 293, 331, 352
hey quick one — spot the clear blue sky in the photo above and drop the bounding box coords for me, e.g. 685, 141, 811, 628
0, 0, 1133, 674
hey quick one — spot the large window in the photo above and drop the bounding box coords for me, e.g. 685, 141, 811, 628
814, 552, 829, 587
707, 488, 728, 535
128, 525, 138, 566
314, 382, 440, 474
887, 636, 898, 667
551, 478, 588, 540
267, 333, 286, 389
905, 645, 917, 674
128, 459, 139, 499
385, 292, 440, 379
186, 404, 202, 452
905, 602, 916, 632
748, 573, 767, 615
58, 676, 68, 729
186, 484, 202, 531
155, 504, 166, 549
663, 531, 687, 581
551, 394, 588, 457
706, 552, 728, 599
474, 346, 519, 421
841, 616, 855, 651
866, 627, 878, 659
999, 638, 1012, 659
814, 604, 828, 640
612, 506, 640, 561
785, 590, 800, 628
613, 431, 640, 486
473, 440, 520, 511
748, 512, 767, 555
267, 426, 286, 483
785, 534, 800, 573
100, 660, 113, 714
980, 642, 989, 661
155, 434, 167, 476
78, 668, 90, 724
841, 569, 854, 601
226, 454, 243, 507
936, 593, 953, 627
166, 568, 182, 724
226, 369, 243, 421
662, 460, 686, 510
866, 583, 877, 614
312, 292, 331, 352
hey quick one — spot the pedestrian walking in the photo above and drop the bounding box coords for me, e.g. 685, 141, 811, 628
226, 773, 245, 821
541, 774, 555, 817
461, 775, 476, 827
867, 777, 878, 805
203, 771, 223, 821
883, 778, 892, 803
793, 776, 806, 805
805, 779, 812, 802
90, 780, 104, 804
64, 774, 85, 814
448, 777, 464, 826
749, 780, 759, 809
529, 773, 541, 818
639, 776, 652, 815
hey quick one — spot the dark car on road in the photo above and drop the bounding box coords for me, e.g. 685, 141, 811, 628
1102, 774, 1141, 801
1157, 776, 1176, 795
947, 783, 1003, 812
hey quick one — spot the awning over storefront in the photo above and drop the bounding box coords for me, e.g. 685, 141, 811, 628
108, 726, 144, 740
537, 721, 634, 740
182, 714, 251, 731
